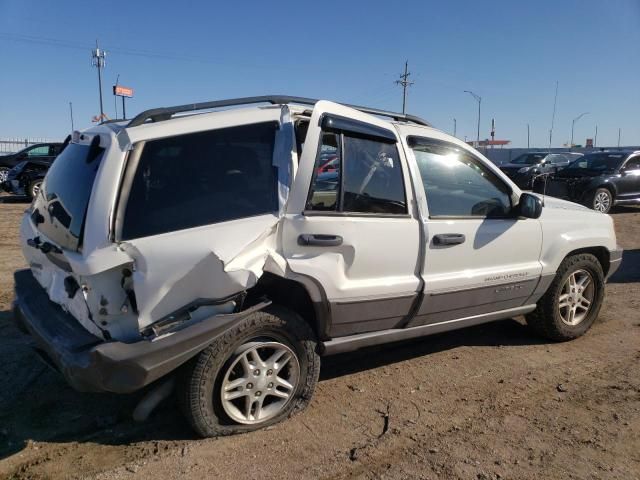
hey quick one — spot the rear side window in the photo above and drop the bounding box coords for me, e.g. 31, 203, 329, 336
306, 132, 406, 214
121, 122, 278, 240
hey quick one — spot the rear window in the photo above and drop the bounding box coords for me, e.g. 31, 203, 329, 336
121, 122, 278, 240
32, 141, 104, 251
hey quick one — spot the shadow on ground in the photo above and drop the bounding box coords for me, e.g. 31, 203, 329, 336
0, 194, 30, 204
608, 249, 640, 284
0, 306, 543, 460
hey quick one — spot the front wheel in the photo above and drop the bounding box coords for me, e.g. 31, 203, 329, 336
178, 306, 320, 437
592, 188, 613, 213
526, 253, 605, 341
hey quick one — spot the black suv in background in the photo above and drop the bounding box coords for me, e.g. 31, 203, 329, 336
500, 152, 583, 189
533, 150, 640, 213
0, 142, 63, 198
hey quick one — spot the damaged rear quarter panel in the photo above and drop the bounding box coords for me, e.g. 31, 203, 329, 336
119, 214, 282, 330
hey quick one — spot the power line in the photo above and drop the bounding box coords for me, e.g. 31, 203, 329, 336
395, 61, 414, 114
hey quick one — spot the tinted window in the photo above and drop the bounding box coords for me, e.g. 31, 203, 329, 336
410, 139, 511, 217
567, 153, 625, 172
122, 122, 278, 240
511, 153, 546, 165
32, 142, 104, 251
306, 133, 406, 214
624, 157, 640, 170
27, 145, 49, 157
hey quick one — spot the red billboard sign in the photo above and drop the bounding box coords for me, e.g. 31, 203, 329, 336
113, 85, 134, 98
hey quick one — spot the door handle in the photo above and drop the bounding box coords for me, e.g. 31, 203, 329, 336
433, 233, 466, 246
298, 234, 343, 247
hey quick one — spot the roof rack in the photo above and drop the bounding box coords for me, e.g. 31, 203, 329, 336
127, 95, 432, 128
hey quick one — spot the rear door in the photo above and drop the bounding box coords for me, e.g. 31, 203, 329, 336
402, 135, 544, 327
282, 102, 421, 337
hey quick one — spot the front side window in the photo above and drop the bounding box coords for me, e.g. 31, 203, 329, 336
409, 138, 512, 218
27, 145, 50, 157
121, 122, 278, 240
306, 131, 406, 214
623, 157, 640, 171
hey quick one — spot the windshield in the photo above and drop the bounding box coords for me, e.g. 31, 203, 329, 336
511, 153, 546, 165
31, 141, 104, 251
565, 153, 625, 173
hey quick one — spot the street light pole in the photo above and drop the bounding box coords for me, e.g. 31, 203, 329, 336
570, 112, 589, 150
464, 90, 481, 148
453, 118, 457, 137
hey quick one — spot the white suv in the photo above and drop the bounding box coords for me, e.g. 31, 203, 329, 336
13, 96, 621, 437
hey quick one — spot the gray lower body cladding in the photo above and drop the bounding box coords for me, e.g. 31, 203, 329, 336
12, 269, 262, 394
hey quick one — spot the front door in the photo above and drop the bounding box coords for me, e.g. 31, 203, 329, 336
617, 156, 640, 200
282, 102, 422, 337
402, 135, 544, 327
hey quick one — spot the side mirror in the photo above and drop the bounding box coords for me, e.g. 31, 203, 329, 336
516, 192, 543, 219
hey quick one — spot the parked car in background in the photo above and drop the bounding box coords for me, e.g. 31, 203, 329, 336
3, 158, 52, 199
500, 152, 583, 189
0, 143, 63, 184
533, 150, 640, 213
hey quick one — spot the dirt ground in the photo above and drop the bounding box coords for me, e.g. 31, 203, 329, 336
0, 193, 638, 480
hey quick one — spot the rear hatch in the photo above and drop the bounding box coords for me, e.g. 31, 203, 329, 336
30, 135, 104, 251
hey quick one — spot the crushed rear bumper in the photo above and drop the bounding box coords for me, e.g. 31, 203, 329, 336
12, 269, 262, 393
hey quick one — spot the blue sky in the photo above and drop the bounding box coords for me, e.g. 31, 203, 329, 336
0, 0, 638, 147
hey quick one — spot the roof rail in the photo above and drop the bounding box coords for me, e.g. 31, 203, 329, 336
127, 95, 432, 128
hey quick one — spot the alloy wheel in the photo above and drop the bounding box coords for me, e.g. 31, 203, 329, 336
220, 341, 300, 425
0, 168, 8, 183
593, 191, 611, 213
558, 269, 594, 326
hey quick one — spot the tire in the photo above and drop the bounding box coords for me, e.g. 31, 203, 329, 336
178, 305, 320, 437
28, 180, 42, 199
591, 188, 613, 213
526, 253, 605, 341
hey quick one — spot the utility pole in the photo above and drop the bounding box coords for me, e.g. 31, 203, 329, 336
464, 90, 481, 148
490, 118, 495, 149
527, 123, 530, 149
453, 118, 457, 137
618, 128, 622, 148
91, 40, 107, 122
69, 102, 74, 131
570, 112, 589, 150
395, 60, 414, 114
594, 125, 598, 147
549, 80, 559, 150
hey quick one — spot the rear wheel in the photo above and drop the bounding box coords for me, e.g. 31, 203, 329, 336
592, 188, 613, 213
526, 253, 605, 341
178, 306, 320, 437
